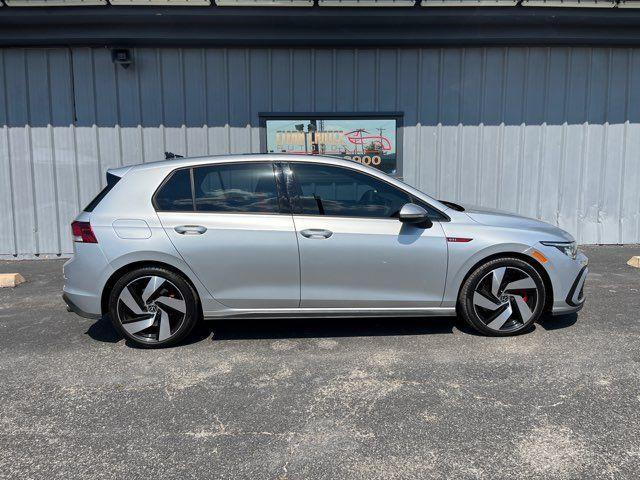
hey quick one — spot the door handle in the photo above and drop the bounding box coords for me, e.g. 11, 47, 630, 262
300, 228, 333, 239
174, 225, 207, 235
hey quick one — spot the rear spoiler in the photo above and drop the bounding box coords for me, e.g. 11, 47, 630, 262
106, 165, 133, 178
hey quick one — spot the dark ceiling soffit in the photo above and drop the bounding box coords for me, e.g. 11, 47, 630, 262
1, 7, 640, 47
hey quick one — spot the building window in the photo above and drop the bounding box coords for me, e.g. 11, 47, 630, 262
260, 113, 402, 176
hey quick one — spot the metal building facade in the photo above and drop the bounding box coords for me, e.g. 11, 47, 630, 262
1, 46, 639, 257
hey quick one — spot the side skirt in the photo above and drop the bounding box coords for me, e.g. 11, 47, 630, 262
203, 307, 457, 320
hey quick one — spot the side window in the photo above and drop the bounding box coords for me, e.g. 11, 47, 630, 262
289, 163, 411, 218
193, 162, 280, 213
154, 169, 194, 212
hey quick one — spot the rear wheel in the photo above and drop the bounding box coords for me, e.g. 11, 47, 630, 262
458, 257, 546, 336
108, 267, 199, 348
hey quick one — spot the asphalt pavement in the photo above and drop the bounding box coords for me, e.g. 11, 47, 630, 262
1, 245, 639, 480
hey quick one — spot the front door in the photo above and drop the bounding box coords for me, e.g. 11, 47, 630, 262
285, 162, 448, 308
156, 162, 299, 309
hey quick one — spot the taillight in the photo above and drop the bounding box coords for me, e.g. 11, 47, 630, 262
71, 221, 98, 243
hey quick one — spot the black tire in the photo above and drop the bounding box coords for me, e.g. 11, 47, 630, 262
108, 266, 199, 348
458, 257, 546, 336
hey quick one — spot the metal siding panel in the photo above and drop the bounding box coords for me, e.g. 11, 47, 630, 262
376, 49, 397, 112
355, 49, 376, 111
335, 49, 356, 112
0, 53, 16, 254
183, 49, 207, 128
313, 49, 333, 111
292, 49, 313, 112
3, 46, 640, 256
70, 48, 96, 126
249, 49, 270, 122
5, 50, 37, 254
227, 48, 251, 152
160, 49, 185, 128
271, 49, 292, 111
622, 50, 640, 243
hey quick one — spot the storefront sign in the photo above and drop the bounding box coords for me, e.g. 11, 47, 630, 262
263, 116, 399, 175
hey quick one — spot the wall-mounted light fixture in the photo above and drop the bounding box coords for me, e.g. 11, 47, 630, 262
111, 49, 133, 69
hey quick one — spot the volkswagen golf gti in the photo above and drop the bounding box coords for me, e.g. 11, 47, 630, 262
63, 154, 588, 347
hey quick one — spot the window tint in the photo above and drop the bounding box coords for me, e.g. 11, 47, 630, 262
84, 172, 121, 212
155, 169, 194, 211
193, 163, 280, 213
290, 163, 411, 218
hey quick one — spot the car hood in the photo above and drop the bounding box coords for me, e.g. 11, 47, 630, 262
458, 203, 575, 242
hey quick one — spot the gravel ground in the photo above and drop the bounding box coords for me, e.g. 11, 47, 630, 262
1, 245, 639, 480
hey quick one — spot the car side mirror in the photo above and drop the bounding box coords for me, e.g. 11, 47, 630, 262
399, 203, 433, 228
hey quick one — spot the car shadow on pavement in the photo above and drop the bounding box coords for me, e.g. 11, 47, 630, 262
85, 312, 579, 347
205, 315, 458, 342
536, 313, 578, 331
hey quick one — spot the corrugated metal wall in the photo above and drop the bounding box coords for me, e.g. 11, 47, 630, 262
1, 46, 639, 256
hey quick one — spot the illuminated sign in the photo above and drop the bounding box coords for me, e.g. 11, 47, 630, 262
263, 116, 399, 175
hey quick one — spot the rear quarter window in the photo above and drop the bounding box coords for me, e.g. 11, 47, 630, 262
154, 169, 194, 211
84, 172, 121, 212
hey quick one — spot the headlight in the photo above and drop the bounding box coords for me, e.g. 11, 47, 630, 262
540, 241, 578, 259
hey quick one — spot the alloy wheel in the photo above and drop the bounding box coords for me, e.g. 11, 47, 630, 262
472, 266, 539, 333
117, 275, 187, 344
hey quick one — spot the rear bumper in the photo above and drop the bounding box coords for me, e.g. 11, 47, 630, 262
62, 243, 113, 318
62, 293, 101, 320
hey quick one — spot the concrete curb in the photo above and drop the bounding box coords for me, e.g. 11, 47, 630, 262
0, 273, 26, 288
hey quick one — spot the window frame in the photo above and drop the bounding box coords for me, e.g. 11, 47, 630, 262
259, 112, 404, 178
284, 161, 449, 222
152, 161, 290, 215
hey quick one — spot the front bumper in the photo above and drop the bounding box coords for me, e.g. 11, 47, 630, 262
536, 246, 588, 316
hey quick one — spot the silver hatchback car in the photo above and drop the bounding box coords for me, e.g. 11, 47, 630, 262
63, 154, 588, 347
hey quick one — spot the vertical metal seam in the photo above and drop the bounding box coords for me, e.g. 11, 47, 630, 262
113, 51, 122, 169
135, 49, 146, 163
24, 51, 40, 254
576, 48, 594, 243
332, 49, 337, 112
395, 48, 400, 111
415, 48, 423, 186
245, 48, 252, 152
224, 48, 230, 153
476, 47, 486, 205
516, 47, 529, 214
458, 48, 465, 124
289, 48, 294, 112
311, 49, 316, 111
203, 49, 210, 157
2, 50, 18, 254
4, 126, 18, 256
596, 49, 612, 243
180, 48, 187, 130
374, 48, 379, 111
496, 49, 508, 208
556, 47, 569, 228
353, 48, 358, 110
136, 48, 143, 129
46, 50, 62, 254
202, 48, 208, 131
90, 48, 98, 125
157, 49, 165, 126
268, 49, 273, 112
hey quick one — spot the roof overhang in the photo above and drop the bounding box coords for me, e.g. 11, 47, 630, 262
1, 7, 640, 47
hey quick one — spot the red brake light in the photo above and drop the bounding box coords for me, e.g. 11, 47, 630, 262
71, 221, 98, 243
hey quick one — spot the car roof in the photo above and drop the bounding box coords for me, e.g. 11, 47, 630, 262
120, 153, 374, 174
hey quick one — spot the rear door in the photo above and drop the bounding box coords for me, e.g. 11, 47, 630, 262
285, 162, 448, 308
155, 161, 300, 309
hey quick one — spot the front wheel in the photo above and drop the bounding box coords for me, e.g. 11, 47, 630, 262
458, 257, 546, 336
108, 267, 199, 348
